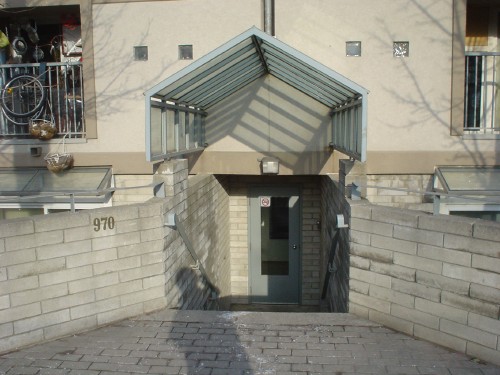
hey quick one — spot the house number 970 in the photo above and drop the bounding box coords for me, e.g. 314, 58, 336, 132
93, 217, 115, 232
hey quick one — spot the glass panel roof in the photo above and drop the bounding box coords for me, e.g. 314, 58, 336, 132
0, 167, 112, 196
146, 27, 367, 111
435, 166, 500, 195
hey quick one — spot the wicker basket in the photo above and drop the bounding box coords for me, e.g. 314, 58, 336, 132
44, 134, 74, 173
29, 119, 57, 140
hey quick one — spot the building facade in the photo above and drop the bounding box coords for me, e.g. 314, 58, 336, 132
0, 0, 498, 307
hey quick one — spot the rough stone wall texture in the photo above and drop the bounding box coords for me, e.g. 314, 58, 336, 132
0, 160, 231, 354
227, 176, 322, 306
349, 202, 500, 366
365, 174, 434, 212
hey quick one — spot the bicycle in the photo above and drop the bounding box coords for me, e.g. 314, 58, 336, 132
0, 73, 47, 126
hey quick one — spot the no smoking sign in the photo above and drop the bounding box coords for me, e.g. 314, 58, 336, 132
260, 196, 271, 207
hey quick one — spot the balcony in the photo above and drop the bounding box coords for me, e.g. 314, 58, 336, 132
0, 62, 84, 140
465, 52, 500, 135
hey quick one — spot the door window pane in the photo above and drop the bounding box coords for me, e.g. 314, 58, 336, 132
261, 197, 289, 275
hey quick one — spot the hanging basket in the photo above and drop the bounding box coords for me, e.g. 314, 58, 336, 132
44, 134, 74, 173
29, 119, 57, 140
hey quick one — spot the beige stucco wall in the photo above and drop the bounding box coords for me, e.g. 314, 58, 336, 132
0, 0, 497, 175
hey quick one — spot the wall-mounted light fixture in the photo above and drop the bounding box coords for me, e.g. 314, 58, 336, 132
346, 41, 361, 57
260, 156, 279, 174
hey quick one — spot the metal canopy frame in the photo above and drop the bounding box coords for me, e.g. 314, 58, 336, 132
145, 27, 368, 162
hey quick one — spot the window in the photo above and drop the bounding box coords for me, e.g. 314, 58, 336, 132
346, 41, 361, 57
179, 45, 193, 60
134, 46, 148, 61
393, 41, 409, 57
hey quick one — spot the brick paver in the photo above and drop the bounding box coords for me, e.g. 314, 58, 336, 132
1, 310, 499, 374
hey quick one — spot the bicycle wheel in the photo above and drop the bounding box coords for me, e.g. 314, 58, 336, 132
1, 74, 46, 118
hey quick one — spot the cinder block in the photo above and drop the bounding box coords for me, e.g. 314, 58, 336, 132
370, 261, 415, 282
5, 231, 63, 251
0, 302, 41, 325
349, 279, 369, 295
11, 284, 68, 307
468, 312, 500, 336
44, 316, 97, 341
441, 291, 499, 319
37, 240, 92, 260
0, 329, 44, 354
97, 303, 144, 326
418, 214, 474, 236
119, 263, 164, 282
391, 278, 441, 302
350, 218, 393, 237
349, 302, 369, 319
93, 256, 141, 275
471, 254, 500, 274
41, 290, 95, 313
371, 234, 417, 255
473, 220, 500, 242
349, 291, 391, 314
349, 230, 371, 245
391, 304, 439, 330
7, 258, 66, 280
393, 253, 442, 275
415, 297, 467, 324
442, 263, 499, 289
0, 249, 36, 267
440, 319, 497, 349
371, 206, 418, 228
0, 276, 38, 294
95, 280, 142, 301
417, 244, 471, 267
445, 234, 499, 258
470, 284, 500, 304
369, 285, 415, 308
350, 268, 391, 289
34, 212, 90, 232
0, 219, 34, 238
14, 309, 70, 334
414, 324, 466, 353
467, 342, 500, 366
120, 286, 164, 307
70, 297, 120, 320
140, 228, 166, 242
92, 232, 141, 251
69, 272, 119, 294
66, 248, 118, 268
393, 226, 444, 247
349, 204, 372, 220
351, 243, 393, 263
39, 266, 93, 287
0, 322, 13, 339
369, 310, 414, 336
416, 270, 469, 296
350, 255, 370, 270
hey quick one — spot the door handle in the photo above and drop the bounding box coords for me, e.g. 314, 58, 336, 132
292, 244, 298, 249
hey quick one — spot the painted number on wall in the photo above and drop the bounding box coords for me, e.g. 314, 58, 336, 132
93, 217, 115, 232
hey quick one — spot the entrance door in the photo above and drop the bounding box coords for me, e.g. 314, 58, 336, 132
249, 186, 300, 304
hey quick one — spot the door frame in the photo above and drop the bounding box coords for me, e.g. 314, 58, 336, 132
248, 184, 302, 304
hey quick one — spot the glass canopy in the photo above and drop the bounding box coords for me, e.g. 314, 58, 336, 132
145, 27, 368, 163
0, 167, 113, 203
434, 166, 500, 195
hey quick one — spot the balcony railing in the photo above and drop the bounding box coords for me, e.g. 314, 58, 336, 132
0, 62, 84, 139
465, 52, 500, 134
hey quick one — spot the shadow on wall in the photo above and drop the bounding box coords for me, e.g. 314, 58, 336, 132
204, 75, 333, 173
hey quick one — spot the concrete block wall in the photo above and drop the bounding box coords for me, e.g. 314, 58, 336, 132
366, 174, 433, 212
0, 200, 168, 354
349, 203, 500, 365
0, 160, 231, 354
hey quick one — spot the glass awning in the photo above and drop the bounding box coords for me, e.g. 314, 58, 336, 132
434, 166, 500, 195
145, 27, 368, 163
0, 167, 113, 203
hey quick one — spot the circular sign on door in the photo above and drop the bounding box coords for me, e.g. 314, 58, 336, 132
260, 196, 271, 207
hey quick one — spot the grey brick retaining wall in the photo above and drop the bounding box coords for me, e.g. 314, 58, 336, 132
0, 160, 230, 354
349, 203, 500, 365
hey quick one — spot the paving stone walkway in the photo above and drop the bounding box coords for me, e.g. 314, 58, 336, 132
1, 310, 499, 374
